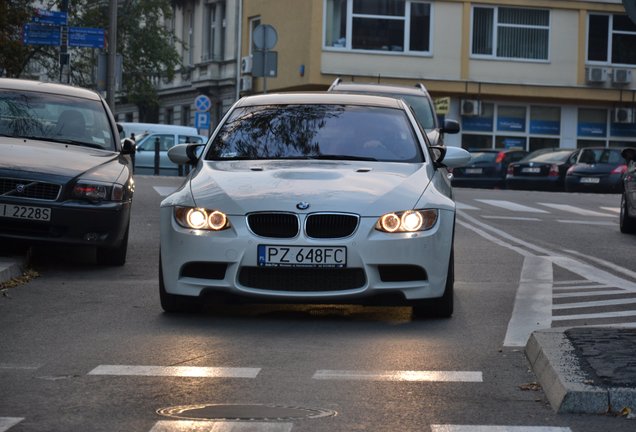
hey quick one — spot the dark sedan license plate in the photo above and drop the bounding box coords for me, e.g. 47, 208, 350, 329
0, 204, 51, 221
258, 245, 346, 268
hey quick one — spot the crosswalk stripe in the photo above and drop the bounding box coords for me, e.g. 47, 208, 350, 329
455, 201, 480, 210
431, 426, 571, 432
481, 216, 541, 221
553, 290, 627, 298
312, 370, 482, 382
600, 206, 621, 214
149, 420, 293, 432
88, 365, 260, 378
154, 186, 178, 197
553, 297, 636, 309
538, 203, 614, 217
0, 418, 23, 432
553, 284, 613, 291
474, 200, 549, 213
552, 310, 636, 321
552, 280, 589, 286
556, 219, 614, 226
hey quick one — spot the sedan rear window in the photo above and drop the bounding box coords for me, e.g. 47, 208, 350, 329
206, 104, 424, 163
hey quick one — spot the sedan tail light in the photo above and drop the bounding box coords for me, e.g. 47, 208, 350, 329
549, 164, 559, 177
611, 164, 627, 175
495, 152, 506, 164
507, 164, 514, 175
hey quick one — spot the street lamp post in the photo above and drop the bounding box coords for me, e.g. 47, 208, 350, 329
106, 0, 117, 111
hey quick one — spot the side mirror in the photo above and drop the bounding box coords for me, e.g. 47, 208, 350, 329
168, 143, 203, 165
433, 145, 471, 168
441, 119, 460, 134
121, 137, 135, 155
622, 147, 636, 162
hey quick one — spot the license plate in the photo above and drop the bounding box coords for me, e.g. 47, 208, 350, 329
0, 204, 51, 221
258, 245, 346, 268
465, 168, 483, 174
580, 177, 600, 184
522, 167, 541, 173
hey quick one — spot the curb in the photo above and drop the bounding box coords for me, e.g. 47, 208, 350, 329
0, 256, 27, 286
525, 328, 636, 414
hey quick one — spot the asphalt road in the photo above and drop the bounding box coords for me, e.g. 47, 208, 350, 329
1, 176, 635, 432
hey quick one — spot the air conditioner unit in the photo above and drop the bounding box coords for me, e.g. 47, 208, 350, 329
240, 76, 252, 92
612, 69, 633, 85
240, 56, 252, 74
585, 67, 608, 83
614, 107, 634, 124
461, 99, 481, 116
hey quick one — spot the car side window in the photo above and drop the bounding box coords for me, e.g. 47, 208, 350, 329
179, 135, 204, 144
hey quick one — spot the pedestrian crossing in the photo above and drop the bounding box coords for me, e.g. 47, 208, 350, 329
457, 199, 619, 221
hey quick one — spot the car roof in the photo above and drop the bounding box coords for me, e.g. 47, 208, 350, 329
329, 81, 432, 97
234, 92, 407, 109
0, 77, 102, 101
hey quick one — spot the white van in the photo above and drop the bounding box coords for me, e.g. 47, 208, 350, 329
119, 123, 207, 175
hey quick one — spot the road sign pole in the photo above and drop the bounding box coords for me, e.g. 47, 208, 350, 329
107, 0, 118, 111
59, 0, 69, 83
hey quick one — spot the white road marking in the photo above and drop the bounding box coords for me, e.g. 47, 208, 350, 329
600, 206, 620, 214
0, 364, 41, 370
556, 219, 614, 226
538, 203, 614, 217
552, 280, 589, 286
474, 200, 549, 213
481, 216, 541, 221
0, 418, 23, 432
431, 426, 571, 432
455, 201, 480, 210
149, 421, 293, 432
553, 297, 636, 310
552, 310, 636, 321
88, 365, 260, 378
504, 256, 553, 348
553, 290, 627, 298
562, 248, 636, 281
312, 370, 482, 382
154, 186, 178, 197
553, 284, 612, 291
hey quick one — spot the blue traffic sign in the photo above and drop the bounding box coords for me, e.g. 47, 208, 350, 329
32, 9, 68, 26
195, 111, 211, 130
194, 95, 212, 112
23, 24, 61, 46
69, 27, 105, 48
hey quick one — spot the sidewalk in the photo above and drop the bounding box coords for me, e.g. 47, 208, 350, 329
0, 256, 26, 286
526, 327, 636, 415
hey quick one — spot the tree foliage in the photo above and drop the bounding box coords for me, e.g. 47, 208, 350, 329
1, 0, 181, 122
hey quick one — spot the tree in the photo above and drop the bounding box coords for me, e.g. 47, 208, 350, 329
0, 1, 58, 78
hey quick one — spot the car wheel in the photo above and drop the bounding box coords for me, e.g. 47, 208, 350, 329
96, 225, 129, 266
411, 248, 454, 319
619, 193, 636, 234
159, 254, 199, 313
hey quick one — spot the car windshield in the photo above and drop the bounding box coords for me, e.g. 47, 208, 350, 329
206, 104, 424, 163
521, 150, 573, 163
0, 89, 116, 150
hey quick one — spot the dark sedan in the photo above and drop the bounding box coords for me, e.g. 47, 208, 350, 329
620, 147, 636, 234
564, 147, 627, 193
0, 78, 135, 265
451, 148, 527, 189
506, 148, 578, 191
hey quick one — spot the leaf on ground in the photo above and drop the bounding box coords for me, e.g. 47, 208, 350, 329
0, 269, 40, 291
519, 382, 542, 391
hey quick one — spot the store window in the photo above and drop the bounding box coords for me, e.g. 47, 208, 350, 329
587, 14, 636, 65
472, 6, 549, 60
497, 105, 526, 132
324, 0, 432, 54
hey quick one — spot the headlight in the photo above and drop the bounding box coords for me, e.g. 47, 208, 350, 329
375, 209, 438, 233
72, 182, 124, 202
174, 206, 231, 231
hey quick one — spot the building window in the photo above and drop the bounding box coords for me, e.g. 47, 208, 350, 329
182, 9, 194, 65
587, 14, 636, 65
324, 0, 432, 54
182, 105, 191, 127
206, 2, 226, 61
165, 107, 174, 125
472, 6, 549, 60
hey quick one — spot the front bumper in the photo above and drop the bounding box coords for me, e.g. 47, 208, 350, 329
160, 207, 454, 304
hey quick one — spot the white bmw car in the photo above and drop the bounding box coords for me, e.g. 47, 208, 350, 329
159, 93, 470, 317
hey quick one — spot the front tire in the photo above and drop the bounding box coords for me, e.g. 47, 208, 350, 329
96, 225, 129, 266
620, 192, 636, 234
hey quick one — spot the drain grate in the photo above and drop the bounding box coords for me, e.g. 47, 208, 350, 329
157, 404, 336, 421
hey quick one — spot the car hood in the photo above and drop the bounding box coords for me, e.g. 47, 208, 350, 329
0, 138, 125, 183
187, 160, 432, 215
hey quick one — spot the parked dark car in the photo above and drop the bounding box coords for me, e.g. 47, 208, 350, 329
0, 78, 135, 265
327, 79, 460, 147
620, 147, 636, 234
564, 147, 627, 193
505, 148, 578, 191
451, 148, 527, 189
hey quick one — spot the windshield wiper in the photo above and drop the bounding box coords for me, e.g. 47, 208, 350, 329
46, 138, 106, 150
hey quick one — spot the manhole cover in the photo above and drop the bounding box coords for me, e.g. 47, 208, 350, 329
157, 404, 336, 421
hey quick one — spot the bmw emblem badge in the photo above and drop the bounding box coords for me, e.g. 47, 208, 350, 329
296, 201, 310, 210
